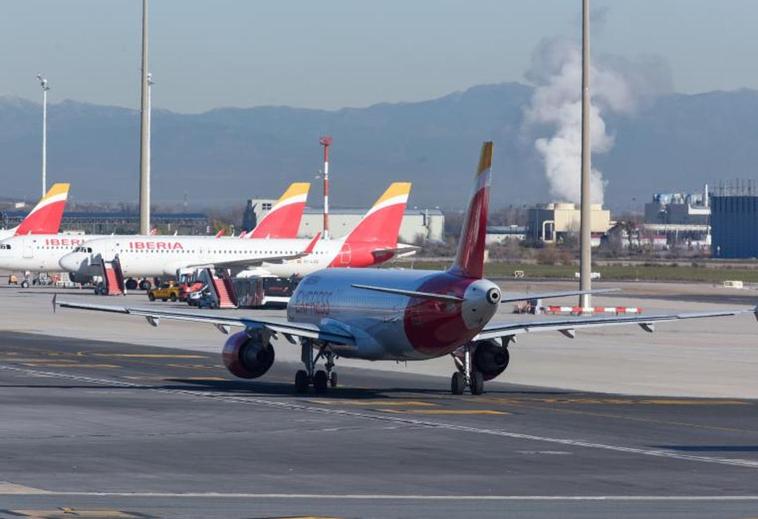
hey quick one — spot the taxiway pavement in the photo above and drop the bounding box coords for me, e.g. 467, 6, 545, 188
1, 331, 758, 518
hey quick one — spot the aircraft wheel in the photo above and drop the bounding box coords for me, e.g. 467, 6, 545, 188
470, 371, 485, 395
295, 370, 310, 394
329, 371, 338, 388
451, 372, 466, 395
313, 370, 328, 393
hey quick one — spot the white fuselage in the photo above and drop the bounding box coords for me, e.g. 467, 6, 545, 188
0, 234, 103, 272
60, 235, 348, 279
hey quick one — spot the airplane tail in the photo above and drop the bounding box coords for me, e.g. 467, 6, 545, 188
342, 182, 411, 247
449, 142, 493, 279
14, 183, 71, 236
249, 182, 310, 239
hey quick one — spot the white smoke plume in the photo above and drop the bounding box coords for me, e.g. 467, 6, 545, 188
523, 37, 670, 205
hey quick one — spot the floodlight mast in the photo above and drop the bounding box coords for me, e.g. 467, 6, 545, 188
579, 0, 593, 310
37, 74, 50, 197
138, 0, 151, 235
320, 136, 333, 239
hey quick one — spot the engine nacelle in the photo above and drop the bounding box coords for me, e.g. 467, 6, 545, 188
68, 272, 94, 284
473, 339, 510, 381
222, 330, 275, 379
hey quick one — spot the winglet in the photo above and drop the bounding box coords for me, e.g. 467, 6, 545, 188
303, 232, 321, 255
449, 142, 493, 279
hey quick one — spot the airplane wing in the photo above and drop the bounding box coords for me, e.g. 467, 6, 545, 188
53, 296, 355, 345
475, 307, 758, 342
499, 288, 618, 303
183, 233, 321, 270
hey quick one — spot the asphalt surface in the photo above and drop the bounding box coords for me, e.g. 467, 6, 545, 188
1, 332, 758, 518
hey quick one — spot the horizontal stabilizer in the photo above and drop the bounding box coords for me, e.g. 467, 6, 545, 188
500, 288, 620, 304
371, 244, 420, 259
351, 283, 463, 303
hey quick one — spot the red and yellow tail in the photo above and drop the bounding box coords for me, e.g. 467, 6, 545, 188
449, 142, 492, 279
342, 182, 411, 247
249, 182, 310, 239
15, 183, 70, 236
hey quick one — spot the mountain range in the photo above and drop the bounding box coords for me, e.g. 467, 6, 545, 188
2, 83, 758, 212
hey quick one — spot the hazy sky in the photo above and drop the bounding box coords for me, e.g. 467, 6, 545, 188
1, 0, 756, 113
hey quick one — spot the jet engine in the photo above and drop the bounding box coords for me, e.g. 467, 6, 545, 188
472, 339, 510, 381
222, 329, 275, 379
68, 272, 94, 284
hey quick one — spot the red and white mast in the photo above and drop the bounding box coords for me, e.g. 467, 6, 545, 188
319, 136, 333, 239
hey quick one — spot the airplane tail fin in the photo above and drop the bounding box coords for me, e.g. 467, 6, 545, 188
15, 183, 71, 236
449, 142, 493, 279
342, 182, 411, 247
249, 182, 310, 239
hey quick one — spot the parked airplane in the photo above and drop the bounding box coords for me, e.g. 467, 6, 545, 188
0, 183, 308, 284
0, 183, 70, 241
59, 182, 413, 281
55, 142, 757, 394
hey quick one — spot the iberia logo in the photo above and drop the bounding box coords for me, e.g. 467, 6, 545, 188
129, 241, 184, 250
45, 238, 84, 247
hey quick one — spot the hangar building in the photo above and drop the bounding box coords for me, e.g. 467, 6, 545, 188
249, 199, 445, 243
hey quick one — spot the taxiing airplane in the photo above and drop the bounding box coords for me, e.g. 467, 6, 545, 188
55, 142, 757, 394
0, 182, 308, 281
59, 182, 413, 280
0, 183, 70, 241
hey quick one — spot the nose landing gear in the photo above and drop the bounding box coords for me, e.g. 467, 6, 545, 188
294, 340, 338, 394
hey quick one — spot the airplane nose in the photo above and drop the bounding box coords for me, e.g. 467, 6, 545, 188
59, 253, 81, 272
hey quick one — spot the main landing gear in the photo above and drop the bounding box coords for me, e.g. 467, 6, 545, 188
294, 339, 338, 394
451, 344, 484, 396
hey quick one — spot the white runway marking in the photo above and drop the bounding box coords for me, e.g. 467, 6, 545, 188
3, 364, 758, 471
1, 490, 758, 501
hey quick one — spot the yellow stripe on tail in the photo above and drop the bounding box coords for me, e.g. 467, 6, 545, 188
373, 182, 412, 207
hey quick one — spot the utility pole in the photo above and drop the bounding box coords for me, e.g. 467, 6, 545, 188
138, 0, 151, 235
37, 74, 50, 197
579, 0, 592, 310
319, 136, 332, 239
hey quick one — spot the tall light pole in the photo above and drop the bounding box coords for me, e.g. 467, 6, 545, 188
138, 0, 151, 235
579, 0, 593, 310
319, 136, 332, 239
37, 74, 50, 197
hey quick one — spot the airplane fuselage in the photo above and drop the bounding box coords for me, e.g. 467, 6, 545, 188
286, 268, 500, 361
0, 235, 101, 272
61, 236, 392, 279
